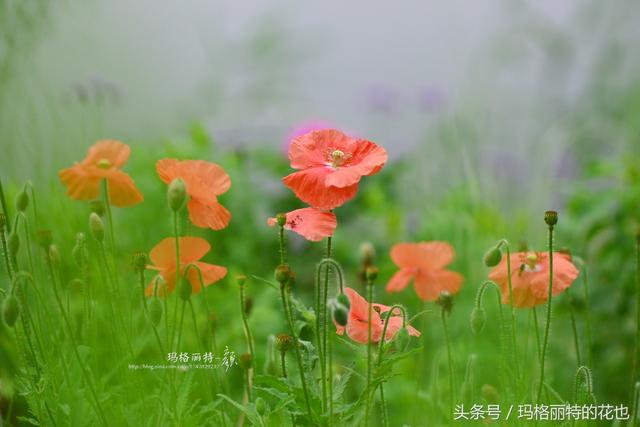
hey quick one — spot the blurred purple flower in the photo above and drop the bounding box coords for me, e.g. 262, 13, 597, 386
363, 85, 399, 113
418, 86, 447, 114
283, 120, 333, 155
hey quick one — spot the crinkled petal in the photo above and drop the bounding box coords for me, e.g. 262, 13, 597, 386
185, 261, 227, 294
283, 167, 358, 210
268, 208, 337, 242
187, 199, 231, 231
414, 269, 463, 302
325, 142, 387, 188
58, 165, 101, 201
83, 140, 130, 168
105, 170, 144, 207
156, 158, 181, 184
385, 269, 414, 293
289, 129, 354, 169
149, 237, 210, 269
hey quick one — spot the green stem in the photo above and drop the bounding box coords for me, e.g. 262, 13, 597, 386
498, 240, 519, 385
364, 280, 374, 426
1, 224, 13, 280
567, 292, 582, 366
581, 264, 593, 368
634, 235, 640, 398
280, 283, 313, 423
280, 351, 287, 378
170, 210, 181, 350
536, 224, 555, 402
0, 178, 11, 230
441, 306, 455, 414
321, 237, 332, 414
239, 283, 255, 359
101, 179, 116, 252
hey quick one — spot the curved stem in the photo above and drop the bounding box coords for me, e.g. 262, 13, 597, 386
441, 307, 455, 414
537, 224, 555, 402
364, 280, 374, 426
322, 237, 332, 415
239, 283, 255, 360
567, 291, 582, 366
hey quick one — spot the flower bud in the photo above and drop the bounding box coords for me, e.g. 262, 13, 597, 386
167, 178, 187, 212
236, 274, 247, 287
481, 384, 499, 404
365, 266, 379, 282
15, 189, 28, 212
179, 279, 192, 301
274, 264, 291, 285
132, 252, 148, 274
483, 246, 502, 267
393, 327, 411, 352
72, 233, 89, 269
238, 353, 253, 370
470, 307, 486, 334
69, 278, 85, 296
89, 200, 105, 217
89, 213, 104, 242
544, 210, 558, 227
148, 298, 163, 327
48, 244, 61, 265
359, 242, 376, 265
255, 397, 267, 415
276, 213, 287, 227
7, 232, 19, 257
36, 229, 52, 249
331, 303, 349, 327
437, 291, 453, 314
275, 333, 293, 353
2, 295, 20, 327
336, 293, 350, 311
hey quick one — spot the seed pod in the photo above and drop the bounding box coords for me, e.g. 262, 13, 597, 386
274, 264, 291, 285
544, 210, 558, 227
2, 295, 20, 327
238, 353, 253, 370
437, 291, 453, 314
393, 327, 410, 352
89, 213, 104, 242
15, 189, 28, 212
275, 333, 293, 353
331, 303, 349, 327
255, 397, 266, 415
365, 266, 379, 282
275, 213, 287, 227
483, 246, 502, 267
167, 178, 187, 212
148, 298, 163, 327
7, 232, 19, 257
132, 252, 148, 274
470, 307, 486, 334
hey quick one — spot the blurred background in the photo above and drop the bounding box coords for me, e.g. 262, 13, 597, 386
2, 0, 640, 422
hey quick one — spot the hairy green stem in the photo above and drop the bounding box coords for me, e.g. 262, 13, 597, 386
441, 306, 455, 414
537, 224, 555, 402
364, 280, 374, 426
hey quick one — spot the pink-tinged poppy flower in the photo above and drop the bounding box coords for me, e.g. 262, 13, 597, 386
145, 237, 226, 297
156, 159, 231, 230
334, 287, 420, 344
58, 140, 144, 207
267, 208, 337, 242
488, 251, 579, 308
282, 129, 387, 210
283, 120, 332, 155
386, 242, 463, 301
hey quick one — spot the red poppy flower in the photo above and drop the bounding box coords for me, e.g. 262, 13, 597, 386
282, 129, 387, 210
156, 159, 231, 230
386, 242, 463, 301
488, 251, 579, 308
334, 287, 420, 344
58, 140, 144, 207
145, 237, 226, 297
267, 208, 337, 242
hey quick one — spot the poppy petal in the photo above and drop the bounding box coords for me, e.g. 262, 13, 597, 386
185, 262, 227, 293
289, 129, 353, 169
58, 165, 101, 201
106, 170, 144, 207
156, 158, 181, 184
386, 269, 414, 293
83, 140, 131, 168
413, 269, 463, 302
187, 199, 231, 231
325, 142, 387, 188
149, 237, 210, 269
268, 208, 337, 242
283, 167, 358, 210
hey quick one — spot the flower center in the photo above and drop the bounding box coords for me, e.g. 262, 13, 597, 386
97, 158, 112, 169
331, 150, 345, 167
524, 253, 540, 272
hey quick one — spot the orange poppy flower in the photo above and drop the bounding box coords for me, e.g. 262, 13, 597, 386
156, 159, 231, 230
267, 208, 337, 242
282, 129, 387, 210
58, 140, 144, 207
334, 287, 420, 344
145, 236, 226, 297
386, 241, 463, 301
488, 251, 579, 308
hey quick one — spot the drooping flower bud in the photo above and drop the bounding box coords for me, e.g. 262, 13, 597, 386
15, 188, 28, 212
470, 307, 486, 334
148, 298, 163, 327
275, 333, 293, 353
483, 246, 502, 267
89, 200, 105, 217
7, 232, 19, 257
544, 210, 558, 227
276, 213, 287, 227
179, 279, 192, 301
393, 327, 411, 352
167, 178, 187, 212
331, 302, 349, 327
481, 384, 499, 404
274, 264, 291, 285
2, 295, 20, 327
238, 353, 253, 370
336, 293, 350, 311
72, 233, 89, 269
255, 397, 267, 415
89, 212, 104, 242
